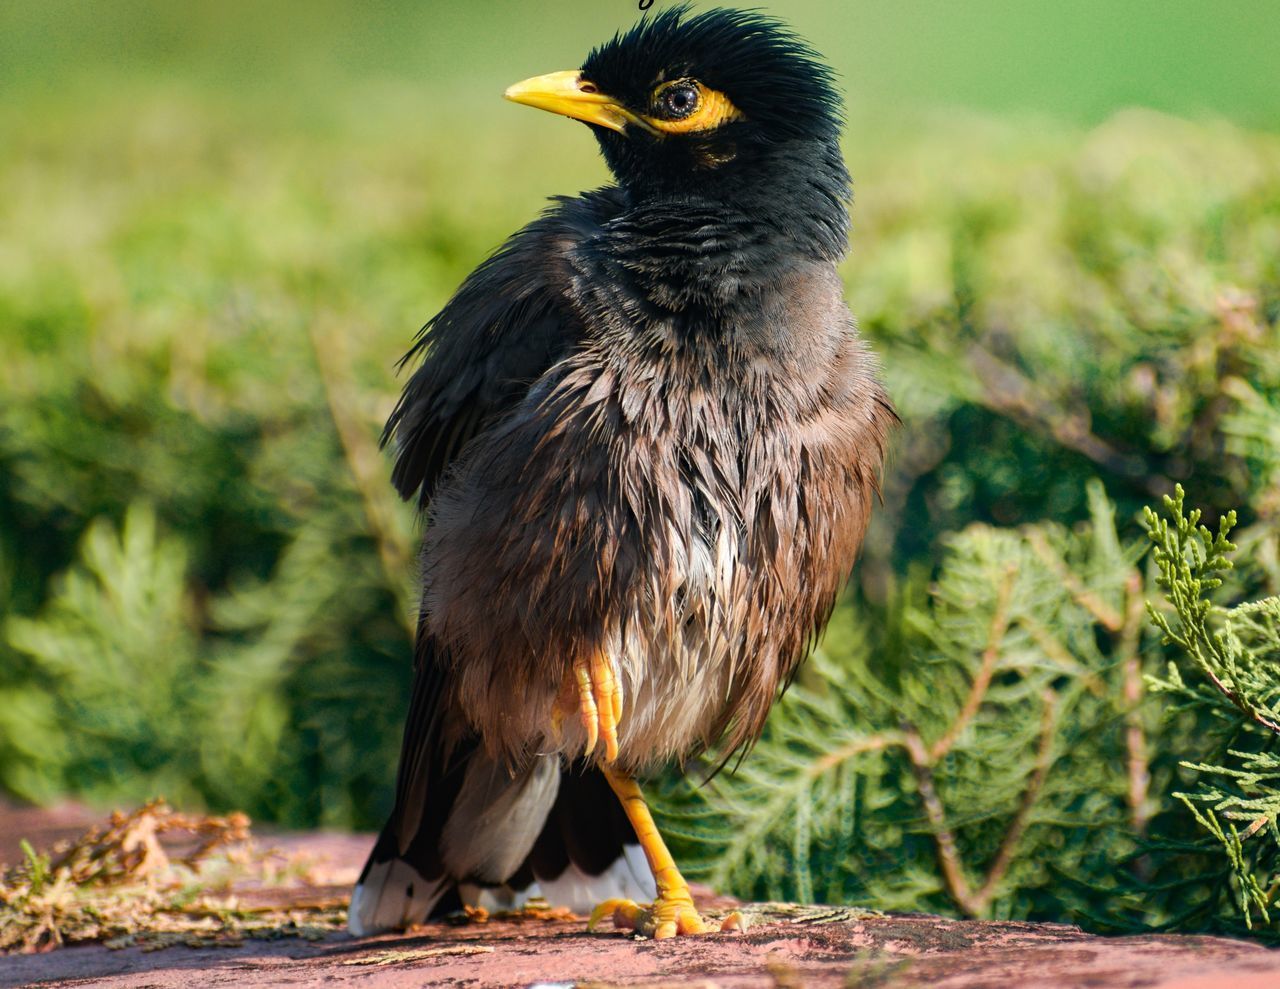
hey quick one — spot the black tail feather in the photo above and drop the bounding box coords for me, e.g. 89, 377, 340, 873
351, 639, 655, 936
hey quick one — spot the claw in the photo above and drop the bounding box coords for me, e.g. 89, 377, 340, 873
563, 652, 622, 762
720, 910, 747, 932
588, 894, 741, 939
588, 898, 642, 932
575, 663, 599, 755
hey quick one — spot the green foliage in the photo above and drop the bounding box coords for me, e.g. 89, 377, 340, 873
6, 506, 200, 804
2, 497, 411, 829
658, 486, 1280, 935
850, 112, 1280, 589
1145, 488, 1280, 928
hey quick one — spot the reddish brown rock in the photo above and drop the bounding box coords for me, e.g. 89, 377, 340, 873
4, 905, 1279, 989
1, 803, 1277, 989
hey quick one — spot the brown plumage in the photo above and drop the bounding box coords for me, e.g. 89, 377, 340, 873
352, 6, 895, 939
426, 260, 889, 767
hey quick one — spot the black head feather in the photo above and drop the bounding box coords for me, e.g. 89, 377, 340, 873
579, 6, 848, 207
582, 5, 842, 143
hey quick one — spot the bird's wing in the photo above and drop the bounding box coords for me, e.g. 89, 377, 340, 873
351, 190, 632, 936
382, 187, 626, 828
383, 188, 626, 508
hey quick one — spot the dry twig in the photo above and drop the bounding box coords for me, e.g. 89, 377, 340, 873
0, 800, 346, 954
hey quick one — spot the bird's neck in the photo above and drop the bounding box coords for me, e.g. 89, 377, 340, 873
584, 141, 850, 327
616, 137, 851, 265
723, 138, 852, 262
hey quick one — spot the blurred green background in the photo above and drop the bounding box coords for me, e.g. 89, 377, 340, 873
2, 0, 1279, 930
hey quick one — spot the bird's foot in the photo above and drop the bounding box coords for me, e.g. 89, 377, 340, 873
554, 651, 623, 762
588, 890, 744, 939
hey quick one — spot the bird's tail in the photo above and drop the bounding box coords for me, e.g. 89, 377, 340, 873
349, 825, 453, 937
349, 742, 558, 936
349, 654, 656, 937
350, 757, 657, 936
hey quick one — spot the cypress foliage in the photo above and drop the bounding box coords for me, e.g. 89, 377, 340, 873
656, 482, 1280, 934
1144, 488, 1280, 929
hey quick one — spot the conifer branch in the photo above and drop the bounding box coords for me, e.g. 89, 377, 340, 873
904, 728, 978, 914
810, 733, 902, 777
1145, 486, 1280, 929
1019, 615, 1105, 693
929, 563, 1017, 762
907, 689, 1059, 917
1027, 528, 1124, 632
970, 689, 1059, 913
1145, 486, 1280, 737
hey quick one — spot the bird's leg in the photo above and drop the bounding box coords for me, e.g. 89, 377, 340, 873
552, 659, 741, 937
552, 650, 623, 763
589, 768, 744, 939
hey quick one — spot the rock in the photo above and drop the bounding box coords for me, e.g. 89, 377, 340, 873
1, 804, 1277, 988
4, 902, 1280, 989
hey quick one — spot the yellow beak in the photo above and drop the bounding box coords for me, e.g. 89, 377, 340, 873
504, 70, 657, 135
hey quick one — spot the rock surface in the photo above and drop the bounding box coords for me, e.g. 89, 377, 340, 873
2, 804, 1278, 989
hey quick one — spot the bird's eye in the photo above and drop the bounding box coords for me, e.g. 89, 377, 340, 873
658, 82, 700, 120
641, 80, 744, 135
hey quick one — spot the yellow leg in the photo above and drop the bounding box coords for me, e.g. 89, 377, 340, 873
554, 651, 623, 762
588, 768, 744, 939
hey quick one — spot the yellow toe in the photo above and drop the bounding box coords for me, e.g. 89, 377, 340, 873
588, 893, 734, 939
588, 898, 641, 932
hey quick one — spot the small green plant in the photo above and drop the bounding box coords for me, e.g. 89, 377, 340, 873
1145, 486, 1280, 928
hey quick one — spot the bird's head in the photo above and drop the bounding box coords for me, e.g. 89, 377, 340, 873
504, 6, 845, 206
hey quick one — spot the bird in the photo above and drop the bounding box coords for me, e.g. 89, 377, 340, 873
350, 5, 895, 940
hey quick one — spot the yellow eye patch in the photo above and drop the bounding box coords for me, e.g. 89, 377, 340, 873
643, 80, 744, 135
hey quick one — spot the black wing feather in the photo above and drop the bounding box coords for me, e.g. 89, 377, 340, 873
371, 189, 630, 891
383, 188, 628, 508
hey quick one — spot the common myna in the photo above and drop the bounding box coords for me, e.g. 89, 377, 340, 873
351, 6, 894, 939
